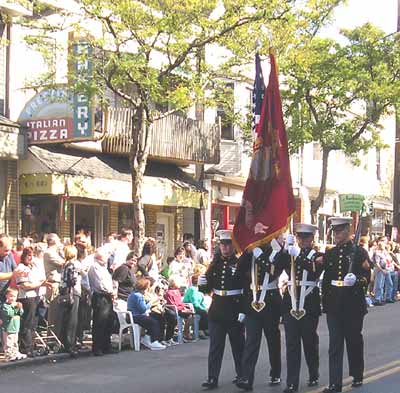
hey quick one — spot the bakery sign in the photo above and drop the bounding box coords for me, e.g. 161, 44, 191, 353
18, 42, 95, 144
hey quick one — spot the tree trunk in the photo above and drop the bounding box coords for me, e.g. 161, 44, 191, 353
310, 147, 331, 224
130, 104, 149, 254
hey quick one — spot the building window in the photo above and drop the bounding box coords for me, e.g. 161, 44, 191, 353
228, 206, 239, 227
313, 142, 322, 160
376, 148, 381, 181
216, 83, 234, 140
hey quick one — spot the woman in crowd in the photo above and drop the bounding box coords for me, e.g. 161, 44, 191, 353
59, 245, 85, 357
76, 245, 92, 348
138, 238, 161, 281
145, 281, 178, 346
387, 243, 400, 302
112, 251, 138, 301
169, 246, 192, 287
16, 247, 47, 357
196, 240, 211, 266
127, 277, 166, 351
372, 238, 390, 305
165, 275, 194, 341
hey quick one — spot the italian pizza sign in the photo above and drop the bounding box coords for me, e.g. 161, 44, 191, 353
18, 43, 95, 144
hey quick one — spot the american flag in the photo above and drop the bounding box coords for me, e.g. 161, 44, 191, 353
252, 53, 265, 134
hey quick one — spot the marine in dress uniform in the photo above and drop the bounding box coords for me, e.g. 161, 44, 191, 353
278, 224, 324, 393
235, 242, 283, 391
200, 230, 245, 390
321, 217, 370, 393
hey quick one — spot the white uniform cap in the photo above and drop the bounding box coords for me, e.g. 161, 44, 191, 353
328, 217, 353, 227
216, 230, 232, 241
294, 223, 318, 235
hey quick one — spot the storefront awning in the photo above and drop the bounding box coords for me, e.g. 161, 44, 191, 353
19, 146, 207, 209
0, 116, 26, 159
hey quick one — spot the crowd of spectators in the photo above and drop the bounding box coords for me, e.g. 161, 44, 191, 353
0, 230, 211, 361
1, 229, 399, 363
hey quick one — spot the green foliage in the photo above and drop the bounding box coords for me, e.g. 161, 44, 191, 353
282, 23, 400, 156
19, 0, 346, 122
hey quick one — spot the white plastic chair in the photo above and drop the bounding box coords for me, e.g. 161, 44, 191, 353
115, 310, 141, 351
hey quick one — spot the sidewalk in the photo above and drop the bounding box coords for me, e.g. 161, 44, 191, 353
0, 349, 92, 372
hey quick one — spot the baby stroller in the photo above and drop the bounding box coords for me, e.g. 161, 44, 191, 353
34, 299, 63, 355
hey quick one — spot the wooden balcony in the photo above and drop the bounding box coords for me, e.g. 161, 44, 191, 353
101, 107, 220, 165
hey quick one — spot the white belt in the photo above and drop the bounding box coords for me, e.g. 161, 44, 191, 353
213, 289, 243, 296
250, 280, 278, 291
288, 280, 317, 287
331, 280, 352, 287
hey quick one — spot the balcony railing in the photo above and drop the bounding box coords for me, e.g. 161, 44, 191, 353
101, 107, 220, 165
0, 0, 33, 16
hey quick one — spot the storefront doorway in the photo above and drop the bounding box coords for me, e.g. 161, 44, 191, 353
156, 212, 175, 261
71, 202, 109, 248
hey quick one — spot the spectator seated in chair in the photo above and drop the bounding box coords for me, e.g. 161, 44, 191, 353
183, 274, 208, 339
164, 275, 194, 341
127, 278, 166, 351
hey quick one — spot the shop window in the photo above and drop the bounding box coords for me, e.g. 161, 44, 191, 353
21, 196, 58, 241
228, 206, 239, 228
212, 205, 224, 231
118, 203, 134, 232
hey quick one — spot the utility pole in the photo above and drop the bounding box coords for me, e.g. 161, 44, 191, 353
393, 0, 400, 240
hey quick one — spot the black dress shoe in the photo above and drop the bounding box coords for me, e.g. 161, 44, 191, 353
308, 378, 319, 387
322, 385, 342, 393
202, 377, 218, 390
283, 385, 298, 393
236, 378, 253, 391
269, 377, 281, 386
69, 351, 79, 359
351, 378, 363, 388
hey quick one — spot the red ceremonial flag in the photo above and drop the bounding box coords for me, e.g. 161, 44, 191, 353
232, 50, 296, 253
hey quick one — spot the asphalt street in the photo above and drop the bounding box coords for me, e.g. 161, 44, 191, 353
0, 302, 399, 393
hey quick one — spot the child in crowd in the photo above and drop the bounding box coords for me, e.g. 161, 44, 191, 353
165, 275, 194, 341
183, 274, 208, 339
0, 288, 26, 362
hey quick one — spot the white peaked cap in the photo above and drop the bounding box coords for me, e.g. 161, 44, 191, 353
294, 223, 318, 234
216, 230, 233, 241
328, 217, 353, 227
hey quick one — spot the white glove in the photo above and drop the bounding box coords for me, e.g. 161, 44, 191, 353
269, 250, 278, 263
271, 238, 282, 252
198, 274, 207, 286
238, 313, 246, 323
252, 247, 263, 259
344, 273, 357, 287
285, 234, 296, 250
288, 245, 301, 258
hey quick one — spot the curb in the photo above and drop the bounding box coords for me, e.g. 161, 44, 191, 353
0, 350, 92, 372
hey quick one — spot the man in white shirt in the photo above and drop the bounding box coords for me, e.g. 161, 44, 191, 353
88, 248, 115, 356
110, 228, 133, 271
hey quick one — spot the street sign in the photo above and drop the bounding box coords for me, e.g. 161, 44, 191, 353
339, 194, 365, 213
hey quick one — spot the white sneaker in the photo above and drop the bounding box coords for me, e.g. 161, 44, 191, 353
149, 341, 166, 351
168, 338, 179, 346
161, 340, 171, 347
16, 353, 27, 360
140, 335, 153, 349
